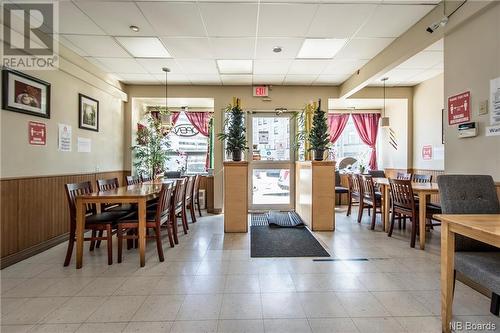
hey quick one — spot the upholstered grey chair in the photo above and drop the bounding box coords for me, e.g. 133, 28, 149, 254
437, 174, 500, 316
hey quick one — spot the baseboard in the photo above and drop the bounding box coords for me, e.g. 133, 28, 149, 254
0, 233, 68, 269
208, 208, 222, 214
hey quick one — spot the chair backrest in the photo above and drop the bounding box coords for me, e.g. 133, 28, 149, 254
193, 174, 202, 198
360, 175, 376, 201
347, 173, 361, 196
141, 174, 152, 182
155, 182, 174, 223
335, 171, 341, 186
396, 172, 412, 180
173, 178, 187, 210
165, 171, 181, 179
389, 178, 416, 211
64, 181, 96, 223
412, 174, 432, 183
438, 175, 500, 251
96, 178, 120, 210
185, 176, 195, 201
126, 175, 141, 185
369, 170, 386, 178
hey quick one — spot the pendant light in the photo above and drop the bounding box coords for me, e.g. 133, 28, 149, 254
162, 67, 170, 112
381, 77, 390, 127
161, 67, 171, 134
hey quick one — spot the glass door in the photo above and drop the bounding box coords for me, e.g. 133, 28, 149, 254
248, 112, 295, 211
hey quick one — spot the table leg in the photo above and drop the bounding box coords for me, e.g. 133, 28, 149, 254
138, 199, 146, 267
383, 184, 390, 232
418, 192, 426, 250
441, 221, 455, 333
75, 199, 85, 269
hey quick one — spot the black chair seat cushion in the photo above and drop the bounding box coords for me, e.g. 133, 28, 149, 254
335, 186, 348, 194
105, 203, 136, 212
86, 211, 129, 224
455, 252, 500, 294
119, 210, 168, 223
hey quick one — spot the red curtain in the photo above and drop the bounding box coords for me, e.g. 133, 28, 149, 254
351, 113, 380, 170
185, 112, 212, 170
327, 113, 350, 144
171, 112, 181, 126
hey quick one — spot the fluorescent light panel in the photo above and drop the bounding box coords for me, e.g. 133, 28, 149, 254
217, 59, 253, 74
115, 37, 171, 58
297, 39, 347, 59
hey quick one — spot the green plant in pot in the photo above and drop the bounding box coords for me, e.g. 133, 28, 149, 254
217, 97, 248, 161
308, 98, 330, 161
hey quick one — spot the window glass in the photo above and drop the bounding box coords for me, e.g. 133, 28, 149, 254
332, 116, 372, 166
252, 117, 290, 161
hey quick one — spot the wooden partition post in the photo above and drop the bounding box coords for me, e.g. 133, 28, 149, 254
295, 161, 336, 231
223, 161, 248, 232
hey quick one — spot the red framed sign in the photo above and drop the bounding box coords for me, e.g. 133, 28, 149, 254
422, 145, 432, 160
448, 91, 470, 125
28, 121, 46, 145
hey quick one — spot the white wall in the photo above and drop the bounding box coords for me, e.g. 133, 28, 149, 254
413, 74, 444, 170
380, 99, 409, 170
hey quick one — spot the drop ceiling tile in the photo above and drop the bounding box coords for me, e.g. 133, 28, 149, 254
398, 51, 442, 69
161, 37, 214, 58
314, 74, 350, 85
59, 2, 105, 35
258, 4, 318, 37
252, 75, 285, 85
153, 74, 191, 84
74, 1, 155, 36
221, 75, 253, 85
136, 58, 182, 74
383, 68, 424, 82
288, 60, 329, 75
59, 36, 89, 57
210, 38, 256, 59
137, 2, 206, 37
199, 3, 258, 37
356, 4, 434, 38
284, 75, 317, 85
323, 59, 370, 75
254, 60, 292, 75
176, 59, 218, 74
94, 58, 146, 74
255, 38, 303, 59
188, 74, 222, 85
61, 35, 130, 57
335, 38, 394, 59
307, 4, 377, 38
116, 73, 160, 84
408, 68, 443, 83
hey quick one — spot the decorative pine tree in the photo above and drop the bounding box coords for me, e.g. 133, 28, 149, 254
308, 99, 330, 161
217, 97, 248, 161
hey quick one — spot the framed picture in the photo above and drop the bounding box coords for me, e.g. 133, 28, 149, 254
78, 93, 99, 132
441, 108, 445, 144
2, 68, 51, 119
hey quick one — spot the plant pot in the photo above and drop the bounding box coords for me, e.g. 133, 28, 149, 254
313, 149, 325, 161
232, 149, 242, 161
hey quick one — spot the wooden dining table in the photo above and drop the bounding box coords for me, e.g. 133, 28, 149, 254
373, 177, 439, 250
434, 214, 500, 333
75, 183, 166, 269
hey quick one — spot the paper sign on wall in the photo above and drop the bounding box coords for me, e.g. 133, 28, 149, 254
485, 124, 500, 136
28, 121, 46, 145
490, 77, 500, 125
77, 137, 91, 152
422, 145, 432, 160
58, 124, 72, 152
448, 91, 470, 125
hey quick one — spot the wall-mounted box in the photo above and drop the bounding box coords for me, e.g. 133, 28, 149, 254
458, 122, 478, 138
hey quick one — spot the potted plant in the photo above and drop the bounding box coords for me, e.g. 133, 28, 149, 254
308, 99, 330, 161
217, 98, 248, 161
132, 111, 171, 179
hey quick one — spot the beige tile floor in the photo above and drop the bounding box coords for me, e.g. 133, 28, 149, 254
1, 208, 499, 333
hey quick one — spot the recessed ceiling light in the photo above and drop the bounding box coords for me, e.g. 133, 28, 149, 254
272, 46, 282, 53
129, 25, 140, 32
217, 60, 253, 74
297, 39, 347, 59
115, 37, 171, 58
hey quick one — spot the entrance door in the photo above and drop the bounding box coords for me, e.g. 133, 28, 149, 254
248, 112, 295, 211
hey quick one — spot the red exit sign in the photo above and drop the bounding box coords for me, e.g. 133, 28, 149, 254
253, 86, 268, 97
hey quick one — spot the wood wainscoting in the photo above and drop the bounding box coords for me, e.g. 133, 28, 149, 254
0, 170, 130, 268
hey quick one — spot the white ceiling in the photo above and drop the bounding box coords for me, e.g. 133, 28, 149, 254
51, 0, 439, 86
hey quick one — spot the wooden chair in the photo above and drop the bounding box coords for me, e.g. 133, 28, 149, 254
368, 170, 386, 178
96, 178, 135, 212
335, 171, 348, 206
396, 172, 412, 180
172, 178, 188, 243
359, 175, 383, 230
346, 173, 361, 217
141, 174, 153, 182
126, 176, 141, 185
412, 174, 432, 183
193, 174, 203, 217
115, 183, 175, 263
185, 176, 197, 223
63, 181, 126, 266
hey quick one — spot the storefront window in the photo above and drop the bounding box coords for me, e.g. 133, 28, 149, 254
332, 116, 372, 165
